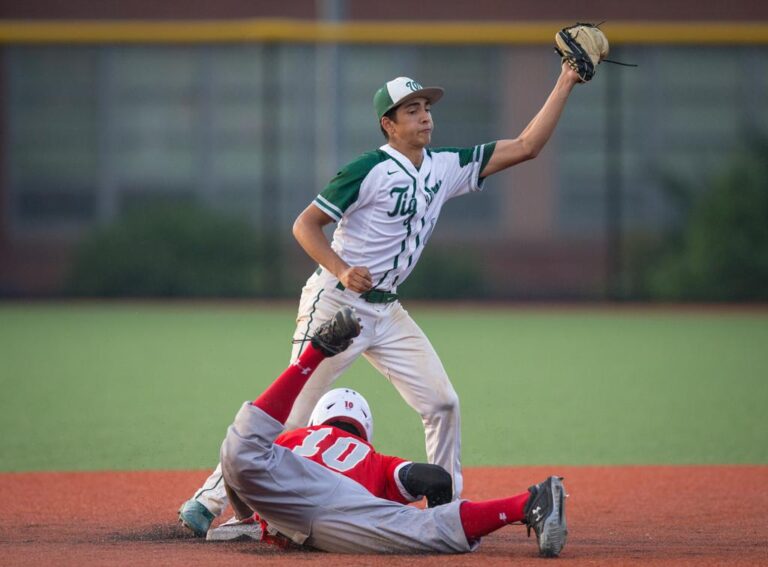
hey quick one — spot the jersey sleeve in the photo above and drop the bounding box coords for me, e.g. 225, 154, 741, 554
431, 142, 496, 200
379, 455, 419, 504
313, 150, 387, 222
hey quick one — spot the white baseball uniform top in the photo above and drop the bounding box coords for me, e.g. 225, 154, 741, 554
312, 143, 496, 292
187, 146, 495, 519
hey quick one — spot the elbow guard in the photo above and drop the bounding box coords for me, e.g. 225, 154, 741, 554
399, 463, 453, 507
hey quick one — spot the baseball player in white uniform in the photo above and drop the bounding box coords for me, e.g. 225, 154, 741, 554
215, 306, 568, 556
180, 63, 582, 535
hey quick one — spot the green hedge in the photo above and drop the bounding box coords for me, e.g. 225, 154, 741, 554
67, 205, 266, 297
648, 138, 768, 300
398, 246, 485, 299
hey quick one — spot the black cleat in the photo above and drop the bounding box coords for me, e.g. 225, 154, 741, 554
311, 306, 361, 356
523, 476, 568, 557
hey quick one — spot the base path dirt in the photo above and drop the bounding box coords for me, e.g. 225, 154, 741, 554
1, 466, 766, 566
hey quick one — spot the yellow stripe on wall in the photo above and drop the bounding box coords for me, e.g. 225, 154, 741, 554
0, 19, 767, 45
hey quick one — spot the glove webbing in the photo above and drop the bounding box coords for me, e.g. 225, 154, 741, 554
555, 42, 638, 70
569, 21, 638, 69
555, 29, 595, 81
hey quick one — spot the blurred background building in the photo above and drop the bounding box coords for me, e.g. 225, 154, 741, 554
1, 1, 767, 300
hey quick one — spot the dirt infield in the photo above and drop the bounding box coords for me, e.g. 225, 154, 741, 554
2, 466, 766, 566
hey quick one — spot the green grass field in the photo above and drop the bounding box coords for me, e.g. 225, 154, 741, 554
1, 302, 766, 472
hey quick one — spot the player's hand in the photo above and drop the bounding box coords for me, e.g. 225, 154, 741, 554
339, 266, 373, 293
560, 62, 581, 85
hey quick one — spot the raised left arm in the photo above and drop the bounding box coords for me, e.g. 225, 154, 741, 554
480, 63, 580, 178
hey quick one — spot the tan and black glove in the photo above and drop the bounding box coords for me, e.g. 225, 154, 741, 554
554, 23, 610, 82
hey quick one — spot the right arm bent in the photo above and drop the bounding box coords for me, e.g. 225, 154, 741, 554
292, 204, 373, 293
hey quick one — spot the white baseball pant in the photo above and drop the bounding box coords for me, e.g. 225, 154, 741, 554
191, 268, 462, 516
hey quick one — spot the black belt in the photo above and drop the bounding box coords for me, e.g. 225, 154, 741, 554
336, 281, 398, 304
316, 267, 398, 304
359, 288, 399, 304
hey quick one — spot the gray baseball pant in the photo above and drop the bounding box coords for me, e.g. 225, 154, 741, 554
220, 402, 476, 554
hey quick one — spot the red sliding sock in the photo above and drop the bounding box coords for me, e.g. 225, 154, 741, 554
252, 343, 326, 424
459, 492, 529, 541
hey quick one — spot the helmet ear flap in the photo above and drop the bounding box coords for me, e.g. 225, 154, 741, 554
308, 388, 374, 443
325, 419, 366, 440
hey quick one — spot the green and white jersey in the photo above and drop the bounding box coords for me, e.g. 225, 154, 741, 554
313, 142, 496, 291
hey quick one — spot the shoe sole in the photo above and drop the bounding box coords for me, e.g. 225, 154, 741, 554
538, 476, 568, 557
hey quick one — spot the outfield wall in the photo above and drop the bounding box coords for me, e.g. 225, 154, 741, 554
1, 6, 767, 298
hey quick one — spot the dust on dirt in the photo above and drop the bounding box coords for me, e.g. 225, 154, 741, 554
2, 466, 766, 566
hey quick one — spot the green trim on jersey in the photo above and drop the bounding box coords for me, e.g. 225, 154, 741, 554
315, 150, 389, 221
378, 152, 418, 290
430, 146, 474, 168
479, 142, 496, 174
431, 142, 497, 176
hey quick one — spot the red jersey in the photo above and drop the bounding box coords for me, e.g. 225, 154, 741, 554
275, 425, 416, 504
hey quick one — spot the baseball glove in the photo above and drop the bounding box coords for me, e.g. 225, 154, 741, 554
554, 23, 610, 82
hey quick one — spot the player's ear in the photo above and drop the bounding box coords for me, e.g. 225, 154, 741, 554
380, 116, 393, 140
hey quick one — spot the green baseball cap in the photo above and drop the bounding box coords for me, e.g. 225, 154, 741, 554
373, 76, 444, 120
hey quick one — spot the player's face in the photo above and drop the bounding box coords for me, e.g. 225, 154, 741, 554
390, 98, 433, 148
